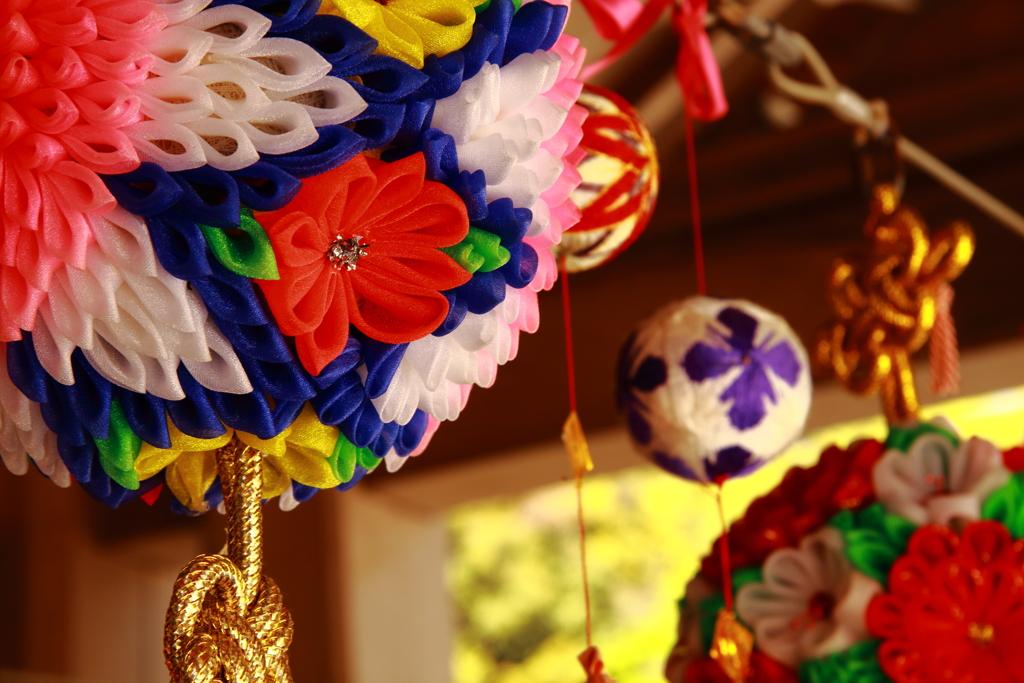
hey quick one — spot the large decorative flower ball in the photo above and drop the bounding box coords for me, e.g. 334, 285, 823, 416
554, 84, 659, 273
0, 0, 589, 514
617, 297, 811, 482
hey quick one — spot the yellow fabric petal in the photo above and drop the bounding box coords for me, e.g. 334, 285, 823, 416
261, 457, 292, 500
166, 451, 219, 513
267, 405, 342, 490
237, 429, 290, 457
392, 2, 475, 58
135, 420, 232, 480
273, 446, 342, 489
321, 0, 475, 70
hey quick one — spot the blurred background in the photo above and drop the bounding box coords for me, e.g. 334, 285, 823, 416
1, 0, 1023, 680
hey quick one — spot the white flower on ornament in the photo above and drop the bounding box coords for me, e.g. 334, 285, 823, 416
30, 208, 253, 401
665, 576, 715, 683
132, 0, 366, 172
371, 286, 538, 425
736, 527, 880, 669
873, 419, 1010, 527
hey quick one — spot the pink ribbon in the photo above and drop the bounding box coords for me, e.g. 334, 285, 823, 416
577, 0, 644, 40
580, 0, 729, 122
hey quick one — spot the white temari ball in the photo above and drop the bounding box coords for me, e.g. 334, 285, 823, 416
616, 297, 811, 482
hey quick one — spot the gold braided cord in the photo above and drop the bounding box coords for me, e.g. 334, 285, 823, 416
815, 183, 974, 424
165, 441, 294, 683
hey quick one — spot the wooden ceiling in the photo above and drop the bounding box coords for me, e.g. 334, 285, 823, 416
394, 0, 1024, 475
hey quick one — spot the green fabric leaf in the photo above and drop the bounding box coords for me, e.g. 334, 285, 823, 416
198, 209, 280, 280
476, 0, 521, 12
696, 568, 763, 653
799, 640, 890, 683
830, 503, 915, 586
982, 472, 1024, 538
885, 422, 958, 452
356, 445, 383, 473
329, 435, 358, 484
441, 226, 511, 274
94, 398, 142, 490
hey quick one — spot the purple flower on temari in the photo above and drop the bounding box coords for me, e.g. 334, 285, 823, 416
682, 307, 801, 431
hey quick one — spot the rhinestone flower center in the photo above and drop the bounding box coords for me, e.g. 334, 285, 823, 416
327, 235, 370, 271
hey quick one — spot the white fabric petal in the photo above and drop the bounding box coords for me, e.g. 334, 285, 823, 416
135, 2, 367, 172
213, 37, 332, 91
182, 116, 261, 171
267, 76, 368, 127
181, 4, 271, 55
873, 419, 1011, 526
736, 528, 879, 668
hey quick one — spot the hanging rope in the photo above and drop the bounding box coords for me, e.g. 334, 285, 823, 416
164, 441, 294, 683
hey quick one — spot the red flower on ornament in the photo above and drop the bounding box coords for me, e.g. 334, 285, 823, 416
1, 0, 163, 339
685, 653, 797, 683
867, 521, 1024, 683
701, 439, 883, 586
255, 153, 471, 375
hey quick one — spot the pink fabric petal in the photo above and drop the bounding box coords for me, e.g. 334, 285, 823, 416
57, 125, 140, 174
11, 87, 80, 135
76, 39, 154, 85
0, 53, 43, 99
35, 46, 93, 90
68, 81, 142, 129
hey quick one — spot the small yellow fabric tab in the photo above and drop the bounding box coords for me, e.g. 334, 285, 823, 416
320, 0, 476, 70
709, 609, 753, 683
166, 451, 220, 513
135, 421, 232, 481
562, 410, 593, 484
238, 405, 343, 498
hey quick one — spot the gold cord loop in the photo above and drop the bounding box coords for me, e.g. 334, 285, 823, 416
815, 183, 974, 424
165, 441, 294, 683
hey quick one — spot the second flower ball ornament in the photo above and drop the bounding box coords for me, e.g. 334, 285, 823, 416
617, 297, 812, 482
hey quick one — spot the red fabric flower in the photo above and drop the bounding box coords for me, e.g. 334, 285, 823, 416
701, 440, 883, 586
255, 153, 471, 375
1, 0, 162, 339
867, 521, 1024, 683
685, 654, 797, 683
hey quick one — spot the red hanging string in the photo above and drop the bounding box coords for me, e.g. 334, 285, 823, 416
714, 480, 733, 612
562, 258, 592, 646
684, 107, 707, 296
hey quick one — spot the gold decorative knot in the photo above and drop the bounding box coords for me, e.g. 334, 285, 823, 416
165, 443, 293, 683
815, 184, 974, 423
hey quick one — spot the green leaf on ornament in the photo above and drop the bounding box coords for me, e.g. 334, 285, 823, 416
198, 208, 280, 281
441, 226, 511, 274
94, 398, 143, 490
356, 445, 384, 473
799, 640, 889, 683
475, 0, 521, 13
885, 422, 958, 453
830, 504, 915, 586
696, 567, 762, 653
982, 472, 1024, 539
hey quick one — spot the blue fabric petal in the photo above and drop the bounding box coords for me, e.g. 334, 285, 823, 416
434, 290, 469, 336
191, 263, 271, 327
312, 371, 364, 426
350, 102, 406, 150
653, 450, 699, 481
230, 162, 302, 212
335, 464, 370, 492
259, 124, 364, 178
67, 349, 114, 440
116, 387, 171, 449
292, 482, 320, 503
172, 166, 241, 228
58, 437, 100, 484
168, 368, 229, 440
148, 213, 215, 281
100, 163, 183, 216
394, 410, 428, 457
282, 15, 377, 76
371, 420, 399, 457
357, 335, 406, 399
504, 2, 567, 61
342, 401, 383, 449
233, 0, 319, 32
348, 55, 429, 103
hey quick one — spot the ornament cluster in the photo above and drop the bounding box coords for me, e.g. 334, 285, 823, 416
0, 0, 592, 513
667, 419, 1024, 683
